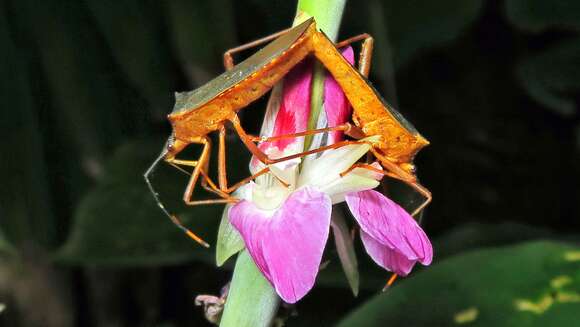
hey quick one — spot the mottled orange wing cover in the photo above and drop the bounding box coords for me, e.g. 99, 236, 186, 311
168, 18, 428, 169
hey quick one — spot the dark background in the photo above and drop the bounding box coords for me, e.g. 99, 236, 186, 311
1, 0, 579, 326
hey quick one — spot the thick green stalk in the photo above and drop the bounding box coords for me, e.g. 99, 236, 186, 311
294, 0, 347, 150
219, 2, 347, 326
219, 251, 279, 327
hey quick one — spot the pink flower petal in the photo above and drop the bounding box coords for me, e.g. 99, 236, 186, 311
360, 230, 416, 276
324, 47, 354, 144
269, 59, 313, 151
229, 187, 332, 303
345, 190, 433, 275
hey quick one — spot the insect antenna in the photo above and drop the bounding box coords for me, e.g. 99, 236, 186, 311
144, 139, 210, 248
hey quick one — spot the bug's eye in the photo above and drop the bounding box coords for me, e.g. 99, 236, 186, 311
166, 141, 175, 152
401, 163, 416, 174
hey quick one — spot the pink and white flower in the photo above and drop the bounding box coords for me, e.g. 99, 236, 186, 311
228, 47, 432, 303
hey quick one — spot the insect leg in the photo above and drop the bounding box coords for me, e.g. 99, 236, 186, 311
223, 28, 293, 70
247, 123, 355, 143
335, 34, 374, 78
144, 141, 210, 248
233, 115, 371, 165
168, 152, 233, 200
170, 137, 236, 206
218, 124, 228, 190
348, 152, 432, 218
225, 167, 273, 193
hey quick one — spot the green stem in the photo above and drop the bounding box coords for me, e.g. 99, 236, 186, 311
294, 0, 347, 151
219, 2, 347, 326
219, 251, 279, 327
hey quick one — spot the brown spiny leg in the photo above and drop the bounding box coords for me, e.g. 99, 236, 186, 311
165, 139, 228, 199
218, 124, 228, 190
150, 138, 209, 247
334, 33, 374, 78
247, 123, 362, 143
166, 136, 235, 207
223, 28, 292, 70
225, 167, 274, 193
340, 158, 432, 218
229, 113, 369, 166
224, 31, 374, 75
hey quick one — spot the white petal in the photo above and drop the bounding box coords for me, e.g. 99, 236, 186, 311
259, 82, 284, 139
323, 164, 382, 203
269, 162, 299, 187
298, 142, 371, 188
251, 174, 293, 211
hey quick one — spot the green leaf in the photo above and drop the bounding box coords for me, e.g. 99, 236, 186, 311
55, 139, 224, 266
318, 222, 556, 292
337, 241, 580, 327
216, 204, 245, 267
0, 227, 16, 256
0, 6, 58, 248
84, 0, 173, 114
516, 39, 580, 116
434, 222, 555, 259
330, 210, 359, 296
165, 0, 236, 78
11, 0, 128, 157
55, 183, 219, 266
505, 0, 580, 32
220, 251, 279, 327
381, 0, 484, 69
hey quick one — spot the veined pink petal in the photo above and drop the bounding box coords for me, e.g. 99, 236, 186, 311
345, 190, 433, 275
324, 46, 354, 144
229, 186, 332, 303
360, 230, 416, 276
268, 59, 313, 152
250, 59, 313, 171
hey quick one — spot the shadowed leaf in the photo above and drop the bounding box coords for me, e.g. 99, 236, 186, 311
381, 0, 484, 68
0, 5, 57, 248
85, 0, 173, 117
216, 204, 245, 267
434, 222, 555, 258
516, 39, 580, 116
55, 139, 224, 266
331, 210, 359, 296
0, 227, 16, 256
337, 241, 580, 327
506, 0, 580, 32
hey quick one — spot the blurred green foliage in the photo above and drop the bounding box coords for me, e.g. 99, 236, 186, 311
55, 140, 221, 266
506, 0, 580, 32
337, 241, 580, 327
216, 205, 245, 267
0, 0, 579, 326
516, 39, 580, 116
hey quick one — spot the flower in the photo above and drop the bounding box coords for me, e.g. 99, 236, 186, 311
229, 47, 432, 303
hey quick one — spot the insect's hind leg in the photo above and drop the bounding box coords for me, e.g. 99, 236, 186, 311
229, 113, 368, 165
334, 34, 374, 78
340, 158, 432, 218
166, 137, 236, 206
223, 28, 292, 70
145, 143, 211, 248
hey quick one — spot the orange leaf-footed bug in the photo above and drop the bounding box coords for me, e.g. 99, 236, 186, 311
145, 18, 431, 248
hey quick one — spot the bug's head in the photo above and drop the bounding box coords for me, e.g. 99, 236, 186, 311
166, 133, 175, 150
164, 134, 189, 158
400, 163, 416, 175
